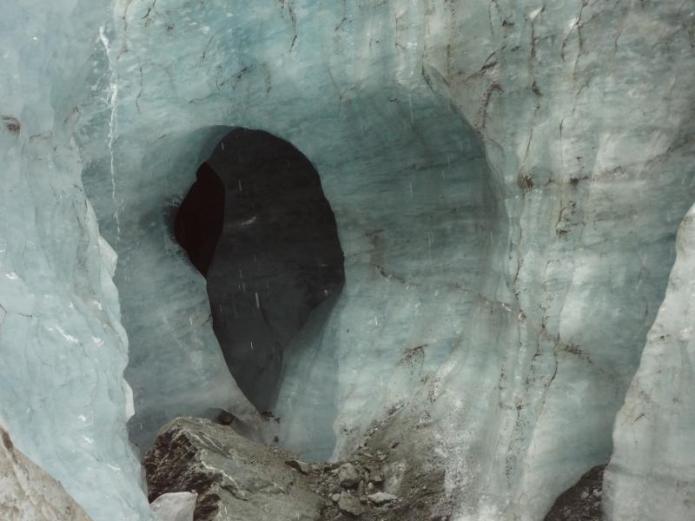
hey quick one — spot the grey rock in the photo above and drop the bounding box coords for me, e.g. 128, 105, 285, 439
286, 458, 312, 475
357, 479, 366, 496
367, 492, 399, 505
338, 462, 361, 488
338, 493, 364, 517
145, 417, 322, 521
544, 465, 605, 521
369, 472, 384, 485
0, 426, 92, 521
150, 492, 197, 521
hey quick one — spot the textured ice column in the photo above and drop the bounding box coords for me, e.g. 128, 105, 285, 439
80, 123, 262, 450
76, 10, 262, 448
604, 204, 695, 521
0, 1, 151, 520
421, 1, 695, 518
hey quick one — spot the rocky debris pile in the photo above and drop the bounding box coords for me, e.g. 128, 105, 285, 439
145, 414, 451, 521
544, 466, 605, 521
280, 409, 451, 521
282, 410, 452, 521
145, 417, 323, 521
300, 456, 401, 519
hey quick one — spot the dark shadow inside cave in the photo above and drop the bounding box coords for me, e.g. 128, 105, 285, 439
175, 163, 225, 276
175, 128, 345, 411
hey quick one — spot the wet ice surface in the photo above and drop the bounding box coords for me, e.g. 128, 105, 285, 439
1, 1, 694, 521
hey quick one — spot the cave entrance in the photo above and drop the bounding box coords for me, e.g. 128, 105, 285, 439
175, 128, 345, 411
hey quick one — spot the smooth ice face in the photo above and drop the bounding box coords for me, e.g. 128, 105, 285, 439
604, 204, 695, 521
0, 1, 151, 520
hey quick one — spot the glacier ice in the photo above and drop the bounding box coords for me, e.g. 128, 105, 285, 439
0, 0, 151, 519
604, 203, 695, 521
0, 0, 694, 520
79, 0, 499, 456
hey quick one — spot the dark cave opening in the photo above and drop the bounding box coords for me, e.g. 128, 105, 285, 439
174, 128, 345, 411
174, 163, 225, 276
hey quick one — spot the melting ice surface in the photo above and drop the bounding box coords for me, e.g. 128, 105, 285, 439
1, 1, 694, 521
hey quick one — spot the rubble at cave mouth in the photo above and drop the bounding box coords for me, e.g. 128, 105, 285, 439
146, 414, 451, 521
174, 129, 345, 411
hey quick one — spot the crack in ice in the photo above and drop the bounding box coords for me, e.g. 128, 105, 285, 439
99, 26, 121, 244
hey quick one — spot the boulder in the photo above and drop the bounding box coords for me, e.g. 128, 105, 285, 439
286, 458, 312, 475
145, 417, 322, 521
150, 492, 197, 521
367, 492, 399, 505
338, 462, 361, 488
337, 493, 364, 517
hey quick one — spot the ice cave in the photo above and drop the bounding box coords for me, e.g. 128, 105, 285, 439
175, 129, 345, 413
0, 1, 694, 521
